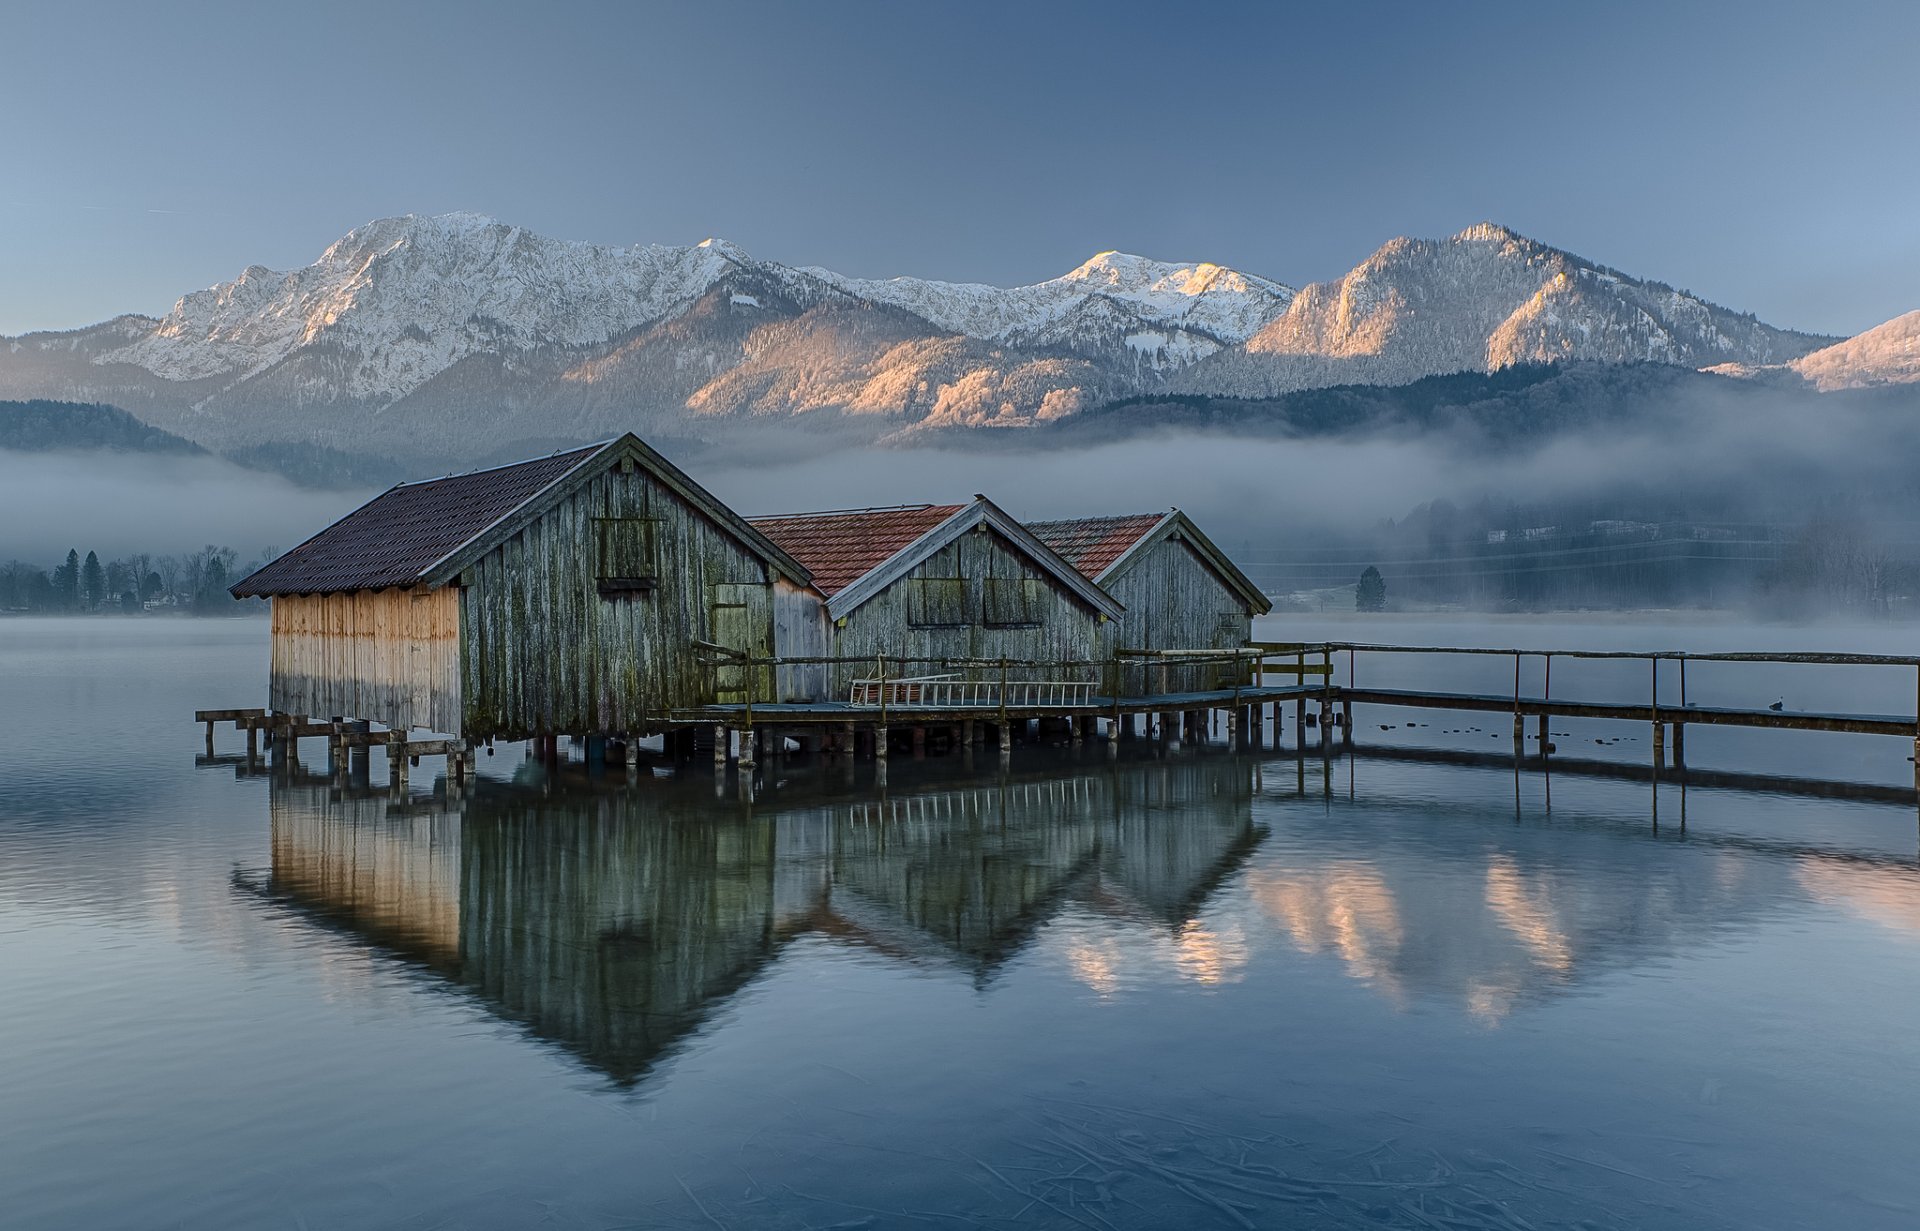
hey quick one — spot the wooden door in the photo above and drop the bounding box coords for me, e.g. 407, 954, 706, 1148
709, 584, 774, 704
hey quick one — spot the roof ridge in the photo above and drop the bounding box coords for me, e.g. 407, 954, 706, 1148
1027, 510, 1165, 525
394, 438, 615, 488
749, 502, 963, 521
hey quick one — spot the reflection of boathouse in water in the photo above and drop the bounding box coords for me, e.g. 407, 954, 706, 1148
253, 756, 1854, 1080
258, 758, 1264, 1083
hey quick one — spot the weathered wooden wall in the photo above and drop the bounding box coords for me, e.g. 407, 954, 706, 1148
457, 461, 778, 740
268, 587, 462, 733
825, 526, 1105, 697
772, 578, 831, 702
1100, 538, 1255, 695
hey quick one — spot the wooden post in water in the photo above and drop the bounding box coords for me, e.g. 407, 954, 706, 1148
348, 720, 371, 786
875, 653, 890, 763
1675, 655, 1687, 767
389, 729, 408, 790
1541, 653, 1553, 754
713, 725, 728, 770
739, 644, 756, 770
1650, 656, 1661, 767
1313, 648, 1331, 762
1295, 650, 1307, 754
1511, 651, 1522, 756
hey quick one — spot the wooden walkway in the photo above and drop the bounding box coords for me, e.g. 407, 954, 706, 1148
1340, 687, 1919, 738
196, 640, 1920, 787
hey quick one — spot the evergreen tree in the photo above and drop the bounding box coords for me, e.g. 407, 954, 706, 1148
54, 549, 80, 611
196, 552, 234, 613
81, 551, 105, 611
1356, 565, 1387, 612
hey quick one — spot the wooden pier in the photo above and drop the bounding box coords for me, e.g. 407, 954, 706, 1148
197, 640, 1920, 793
194, 708, 474, 790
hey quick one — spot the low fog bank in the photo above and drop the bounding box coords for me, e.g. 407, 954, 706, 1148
702, 378, 1920, 617
10, 366, 1920, 619
0, 450, 374, 562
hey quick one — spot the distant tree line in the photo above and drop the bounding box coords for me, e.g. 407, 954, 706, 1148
0, 545, 268, 614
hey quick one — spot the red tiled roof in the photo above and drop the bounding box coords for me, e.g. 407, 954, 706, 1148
1027, 513, 1166, 580
232, 444, 607, 596
749, 504, 966, 597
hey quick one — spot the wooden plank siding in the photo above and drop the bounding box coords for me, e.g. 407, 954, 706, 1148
1100, 538, 1256, 695
825, 525, 1106, 698
773, 578, 831, 702
268, 586, 462, 733
456, 460, 779, 740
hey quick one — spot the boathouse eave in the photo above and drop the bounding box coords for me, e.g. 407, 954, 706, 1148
413, 433, 813, 591
1101, 510, 1272, 617
822, 497, 1127, 623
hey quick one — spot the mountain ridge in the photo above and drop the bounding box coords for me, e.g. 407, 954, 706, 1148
0, 213, 1863, 466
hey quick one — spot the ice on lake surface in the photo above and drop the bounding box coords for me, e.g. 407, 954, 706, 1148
4, 616, 1920, 1229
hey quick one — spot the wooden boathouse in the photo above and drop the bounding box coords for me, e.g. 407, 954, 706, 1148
229, 433, 812, 746
1029, 510, 1272, 694
214, 433, 1311, 777
748, 497, 1126, 699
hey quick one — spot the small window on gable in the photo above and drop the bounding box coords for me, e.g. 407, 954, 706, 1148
983, 577, 1043, 628
906, 576, 967, 627
594, 517, 659, 598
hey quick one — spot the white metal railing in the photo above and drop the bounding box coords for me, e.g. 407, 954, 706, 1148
848, 674, 1097, 708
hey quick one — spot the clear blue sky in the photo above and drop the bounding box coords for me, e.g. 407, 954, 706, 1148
2, 0, 1914, 337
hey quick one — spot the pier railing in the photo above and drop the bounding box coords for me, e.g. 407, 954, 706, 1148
690, 641, 1279, 717
847, 674, 1099, 708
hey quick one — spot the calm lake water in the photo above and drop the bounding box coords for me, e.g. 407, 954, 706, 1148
5, 615, 1920, 1229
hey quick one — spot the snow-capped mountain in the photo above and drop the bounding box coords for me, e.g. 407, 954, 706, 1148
0, 213, 1848, 467
808, 251, 1294, 375
1172, 223, 1834, 397
99, 214, 832, 398
1787, 310, 1920, 390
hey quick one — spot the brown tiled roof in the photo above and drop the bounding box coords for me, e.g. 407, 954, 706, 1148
749, 504, 965, 597
1027, 513, 1166, 580
232, 444, 607, 597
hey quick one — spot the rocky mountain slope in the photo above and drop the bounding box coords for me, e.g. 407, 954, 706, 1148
1788, 310, 1920, 390
0, 214, 1851, 466
1171, 224, 1834, 397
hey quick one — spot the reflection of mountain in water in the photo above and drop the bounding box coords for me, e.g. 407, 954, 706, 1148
259, 758, 1262, 1083
1245, 799, 1812, 1023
